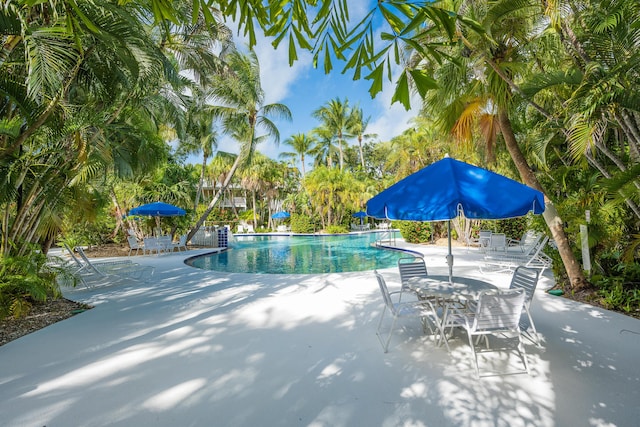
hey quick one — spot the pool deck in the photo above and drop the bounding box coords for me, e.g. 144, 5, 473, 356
1, 241, 639, 426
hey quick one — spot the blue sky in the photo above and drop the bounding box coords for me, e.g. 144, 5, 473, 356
204, 6, 421, 170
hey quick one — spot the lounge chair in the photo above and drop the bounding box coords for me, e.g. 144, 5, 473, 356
480, 236, 551, 274
447, 288, 529, 378
507, 231, 543, 253
72, 246, 155, 286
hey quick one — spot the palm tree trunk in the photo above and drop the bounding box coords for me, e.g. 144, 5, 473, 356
187, 154, 242, 242
498, 109, 589, 291
195, 154, 208, 209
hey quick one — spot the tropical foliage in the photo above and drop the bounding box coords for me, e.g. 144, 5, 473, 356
2, 0, 639, 318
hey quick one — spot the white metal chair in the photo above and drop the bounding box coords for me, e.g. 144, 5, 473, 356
448, 288, 529, 378
478, 230, 492, 249
127, 235, 143, 256
374, 271, 448, 353
169, 234, 188, 252
397, 256, 428, 302
488, 233, 507, 252
509, 266, 541, 345
143, 237, 161, 255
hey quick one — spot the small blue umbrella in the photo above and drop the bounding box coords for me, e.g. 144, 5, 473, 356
272, 211, 290, 219
129, 201, 186, 217
352, 211, 367, 225
366, 156, 545, 281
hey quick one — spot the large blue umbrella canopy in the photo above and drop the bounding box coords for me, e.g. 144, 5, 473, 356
272, 211, 290, 219
129, 202, 186, 217
366, 156, 545, 280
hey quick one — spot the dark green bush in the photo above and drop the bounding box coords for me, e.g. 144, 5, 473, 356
394, 221, 432, 243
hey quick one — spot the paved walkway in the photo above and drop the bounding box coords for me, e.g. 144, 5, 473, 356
1, 243, 639, 426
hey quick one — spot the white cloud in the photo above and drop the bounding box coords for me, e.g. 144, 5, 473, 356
255, 43, 313, 105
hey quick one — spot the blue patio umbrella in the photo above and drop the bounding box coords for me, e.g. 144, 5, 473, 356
129, 201, 186, 217
366, 156, 545, 281
272, 211, 291, 219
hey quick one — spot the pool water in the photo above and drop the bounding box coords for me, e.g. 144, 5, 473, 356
188, 232, 407, 274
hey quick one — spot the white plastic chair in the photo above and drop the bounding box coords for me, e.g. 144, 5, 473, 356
448, 289, 529, 378
374, 271, 448, 353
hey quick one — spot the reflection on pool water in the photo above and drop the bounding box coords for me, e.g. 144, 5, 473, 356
188, 232, 408, 274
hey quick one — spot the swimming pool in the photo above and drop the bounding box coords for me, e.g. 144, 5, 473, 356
188, 232, 409, 274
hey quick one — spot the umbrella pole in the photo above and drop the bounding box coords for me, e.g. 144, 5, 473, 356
447, 220, 454, 282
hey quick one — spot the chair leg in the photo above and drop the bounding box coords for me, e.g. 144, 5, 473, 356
466, 329, 481, 378
523, 305, 541, 346
376, 307, 391, 352
517, 334, 530, 374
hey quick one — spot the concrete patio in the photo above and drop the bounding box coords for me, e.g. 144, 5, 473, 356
0, 242, 638, 426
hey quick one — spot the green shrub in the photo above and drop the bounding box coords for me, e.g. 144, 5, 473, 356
0, 247, 63, 319
325, 225, 349, 234
394, 221, 432, 243
290, 213, 318, 233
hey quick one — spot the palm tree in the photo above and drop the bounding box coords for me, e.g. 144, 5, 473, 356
178, 88, 219, 210
312, 98, 353, 170
280, 132, 316, 176
309, 125, 338, 168
187, 49, 292, 241
348, 107, 377, 169
413, 0, 589, 289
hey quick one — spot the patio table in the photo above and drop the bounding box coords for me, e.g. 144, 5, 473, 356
407, 275, 497, 301
407, 275, 498, 344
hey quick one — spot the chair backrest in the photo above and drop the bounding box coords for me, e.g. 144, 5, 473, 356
478, 230, 492, 247
374, 271, 395, 312
144, 237, 157, 249
397, 256, 428, 286
127, 235, 140, 249
178, 234, 187, 246
509, 266, 540, 303
473, 289, 525, 332
74, 246, 102, 275
63, 243, 83, 267
520, 233, 543, 254
489, 233, 507, 250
